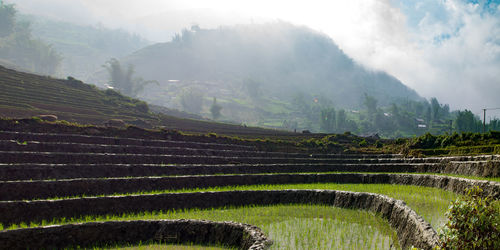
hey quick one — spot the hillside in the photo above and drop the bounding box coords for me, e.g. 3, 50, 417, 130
0, 65, 300, 136
111, 22, 422, 131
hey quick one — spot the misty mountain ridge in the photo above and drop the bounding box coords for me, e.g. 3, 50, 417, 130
124, 22, 421, 109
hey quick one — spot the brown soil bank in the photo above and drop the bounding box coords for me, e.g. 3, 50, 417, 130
0, 118, 379, 152
0, 190, 438, 249
0, 220, 271, 250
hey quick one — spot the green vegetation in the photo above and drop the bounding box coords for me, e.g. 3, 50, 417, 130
439, 187, 500, 249
395, 130, 500, 156
410, 131, 500, 149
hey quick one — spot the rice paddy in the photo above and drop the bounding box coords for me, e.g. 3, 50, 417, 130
50, 205, 401, 250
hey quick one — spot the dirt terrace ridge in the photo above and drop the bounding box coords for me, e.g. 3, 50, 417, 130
0, 139, 398, 158
0, 162, 439, 181
0, 219, 272, 250
1, 173, 499, 201
0, 130, 257, 151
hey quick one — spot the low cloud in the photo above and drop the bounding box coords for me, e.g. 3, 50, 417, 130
6, 0, 500, 113
329, 0, 500, 113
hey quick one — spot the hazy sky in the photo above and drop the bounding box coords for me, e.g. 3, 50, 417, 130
7, 0, 500, 115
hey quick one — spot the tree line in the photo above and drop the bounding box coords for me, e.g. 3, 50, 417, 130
289, 91, 499, 137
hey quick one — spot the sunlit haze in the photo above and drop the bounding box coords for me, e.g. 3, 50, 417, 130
6, 0, 500, 115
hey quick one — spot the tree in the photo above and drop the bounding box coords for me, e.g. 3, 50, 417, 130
425, 106, 432, 124
363, 93, 378, 118
0, 4, 16, 37
489, 119, 500, 131
210, 97, 222, 120
320, 108, 336, 132
455, 109, 479, 132
430, 97, 440, 121
103, 58, 156, 97
414, 102, 424, 117
337, 109, 347, 132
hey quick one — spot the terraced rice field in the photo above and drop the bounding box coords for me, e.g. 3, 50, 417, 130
0, 129, 499, 249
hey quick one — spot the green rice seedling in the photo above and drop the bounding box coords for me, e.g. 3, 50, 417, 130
98, 242, 230, 250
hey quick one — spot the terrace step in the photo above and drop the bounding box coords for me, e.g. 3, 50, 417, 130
0, 151, 439, 165
442, 160, 500, 177
0, 162, 441, 181
0, 172, 457, 201
0, 131, 256, 151
0, 140, 402, 159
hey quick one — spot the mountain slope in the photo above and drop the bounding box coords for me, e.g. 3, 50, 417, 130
124, 22, 421, 108
0, 65, 299, 136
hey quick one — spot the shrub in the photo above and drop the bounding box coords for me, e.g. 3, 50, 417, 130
394, 138, 406, 145
489, 130, 500, 139
439, 186, 499, 249
412, 132, 438, 149
358, 139, 367, 147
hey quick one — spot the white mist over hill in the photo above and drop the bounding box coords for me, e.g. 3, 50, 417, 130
6, 0, 500, 114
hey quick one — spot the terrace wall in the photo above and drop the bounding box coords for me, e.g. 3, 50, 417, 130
0, 219, 271, 250
2, 173, 498, 201
3, 159, 498, 182
0, 190, 438, 249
